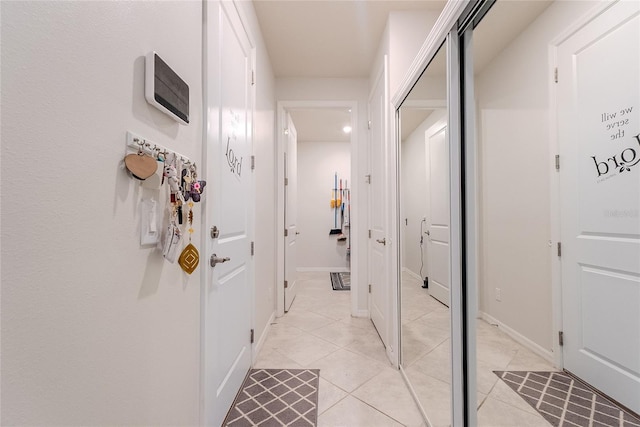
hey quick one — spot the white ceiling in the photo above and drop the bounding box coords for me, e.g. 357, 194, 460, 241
253, 0, 446, 78
289, 108, 352, 142
254, 0, 553, 143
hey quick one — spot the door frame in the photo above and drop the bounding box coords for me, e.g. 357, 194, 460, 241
275, 100, 360, 318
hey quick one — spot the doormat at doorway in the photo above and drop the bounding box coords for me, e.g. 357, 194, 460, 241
494, 371, 640, 427
330, 272, 350, 291
223, 368, 320, 427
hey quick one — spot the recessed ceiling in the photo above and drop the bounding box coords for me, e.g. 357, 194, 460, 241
289, 108, 352, 143
253, 0, 447, 78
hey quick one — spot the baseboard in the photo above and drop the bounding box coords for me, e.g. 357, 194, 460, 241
479, 311, 554, 364
401, 268, 422, 281
297, 267, 350, 273
354, 309, 370, 318
253, 311, 275, 364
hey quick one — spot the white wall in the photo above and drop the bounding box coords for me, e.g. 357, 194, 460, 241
235, 0, 278, 357
1, 1, 277, 424
388, 10, 440, 98
401, 109, 447, 279
276, 78, 368, 312
475, 0, 598, 352
1, 1, 202, 424
297, 141, 351, 271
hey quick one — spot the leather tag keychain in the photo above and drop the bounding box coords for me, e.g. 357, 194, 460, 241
125, 149, 158, 180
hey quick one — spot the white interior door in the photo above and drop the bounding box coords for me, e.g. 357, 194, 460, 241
558, 0, 640, 414
203, 2, 254, 425
426, 120, 450, 306
284, 113, 298, 311
368, 60, 388, 347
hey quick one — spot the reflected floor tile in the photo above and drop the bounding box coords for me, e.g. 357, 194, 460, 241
408, 340, 451, 384
318, 395, 403, 427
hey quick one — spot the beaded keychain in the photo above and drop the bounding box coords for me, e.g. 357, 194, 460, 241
178, 163, 201, 274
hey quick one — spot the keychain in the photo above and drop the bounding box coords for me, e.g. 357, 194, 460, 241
178, 201, 199, 274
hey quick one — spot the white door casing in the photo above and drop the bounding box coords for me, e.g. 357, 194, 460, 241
203, 1, 254, 425
368, 58, 389, 348
426, 120, 450, 307
284, 113, 298, 311
557, 0, 640, 414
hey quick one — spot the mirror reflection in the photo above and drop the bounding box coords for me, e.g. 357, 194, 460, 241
399, 42, 451, 426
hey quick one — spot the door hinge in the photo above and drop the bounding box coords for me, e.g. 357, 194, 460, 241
250, 329, 255, 344
251, 155, 255, 171
365, 174, 371, 184
284, 280, 289, 289
557, 242, 562, 257
251, 70, 255, 86
284, 229, 289, 237
368, 229, 372, 238
368, 120, 372, 130
558, 331, 564, 346
554, 67, 558, 83
285, 177, 289, 186
250, 241, 255, 256
555, 155, 560, 171
368, 284, 372, 293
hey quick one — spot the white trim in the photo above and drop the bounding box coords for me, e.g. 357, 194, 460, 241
479, 312, 555, 364
252, 311, 275, 364
276, 100, 360, 319
402, 267, 422, 282
355, 309, 370, 318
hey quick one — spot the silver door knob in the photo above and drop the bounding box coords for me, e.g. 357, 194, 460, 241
426, 230, 430, 236
296, 231, 301, 235
210, 254, 231, 268
376, 238, 386, 245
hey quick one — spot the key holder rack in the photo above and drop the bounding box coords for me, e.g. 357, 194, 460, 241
125, 131, 192, 166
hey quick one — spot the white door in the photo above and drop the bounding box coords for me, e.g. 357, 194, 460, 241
368, 60, 388, 347
284, 113, 298, 311
425, 120, 450, 306
203, 1, 254, 425
558, 0, 640, 414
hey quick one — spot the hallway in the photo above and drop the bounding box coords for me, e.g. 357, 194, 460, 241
255, 272, 426, 426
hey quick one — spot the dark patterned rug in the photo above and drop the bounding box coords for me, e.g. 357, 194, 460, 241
223, 368, 320, 426
330, 272, 350, 291
494, 371, 640, 427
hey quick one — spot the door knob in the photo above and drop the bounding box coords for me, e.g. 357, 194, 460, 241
376, 238, 386, 245
296, 231, 300, 235
210, 254, 230, 268
426, 230, 430, 236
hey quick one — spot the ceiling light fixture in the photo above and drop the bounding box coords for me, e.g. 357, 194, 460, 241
343, 125, 352, 134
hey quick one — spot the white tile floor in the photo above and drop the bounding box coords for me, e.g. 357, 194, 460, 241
254, 271, 555, 426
